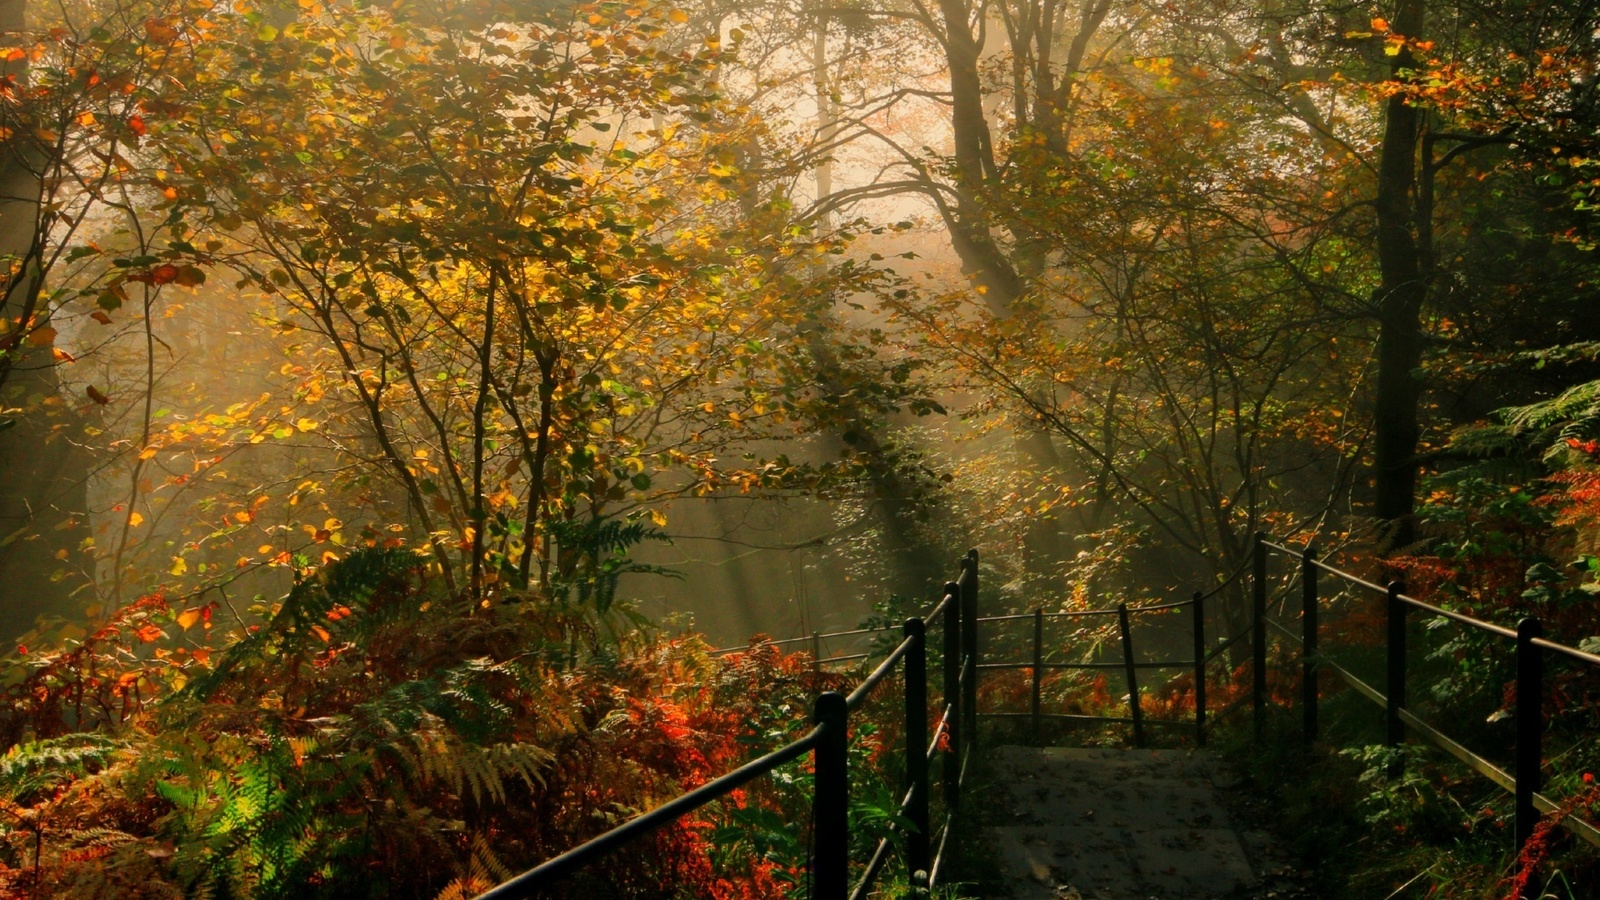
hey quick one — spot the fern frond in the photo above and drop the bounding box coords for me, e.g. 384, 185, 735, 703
0, 733, 124, 801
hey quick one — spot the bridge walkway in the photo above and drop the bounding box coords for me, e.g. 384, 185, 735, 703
979, 746, 1312, 899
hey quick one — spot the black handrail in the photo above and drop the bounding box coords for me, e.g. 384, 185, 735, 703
1251, 532, 1600, 882
474, 551, 981, 900
478, 532, 1600, 899
476, 731, 820, 899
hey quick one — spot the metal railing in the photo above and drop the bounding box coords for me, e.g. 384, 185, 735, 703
1253, 534, 1600, 860
475, 534, 1600, 898
970, 555, 1256, 748
475, 551, 983, 900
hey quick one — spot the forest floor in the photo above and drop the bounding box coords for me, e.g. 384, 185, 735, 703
974, 745, 1319, 899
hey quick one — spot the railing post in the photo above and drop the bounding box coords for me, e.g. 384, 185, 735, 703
941, 581, 961, 814
1031, 608, 1044, 746
960, 550, 979, 755
904, 617, 931, 887
1515, 617, 1544, 856
1385, 580, 1407, 778
812, 691, 849, 900
1301, 546, 1319, 745
1192, 591, 1206, 748
1117, 602, 1145, 748
1252, 532, 1268, 738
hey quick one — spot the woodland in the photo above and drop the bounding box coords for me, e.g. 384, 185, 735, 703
0, 0, 1598, 896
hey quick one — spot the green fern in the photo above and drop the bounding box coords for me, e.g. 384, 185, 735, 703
0, 733, 124, 803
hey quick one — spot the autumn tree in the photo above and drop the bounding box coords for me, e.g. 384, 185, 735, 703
0, 0, 196, 633
83, 0, 929, 613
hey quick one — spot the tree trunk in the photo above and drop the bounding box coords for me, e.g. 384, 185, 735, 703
1370, 0, 1429, 553
0, 0, 92, 636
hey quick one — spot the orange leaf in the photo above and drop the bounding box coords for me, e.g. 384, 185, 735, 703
90, 311, 112, 325
25, 325, 56, 347
135, 623, 163, 643
51, 347, 75, 363
176, 608, 201, 630
310, 625, 330, 642
86, 385, 110, 404
128, 115, 146, 136
1371, 16, 1389, 30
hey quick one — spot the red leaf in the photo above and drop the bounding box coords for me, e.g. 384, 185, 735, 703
86, 385, 110, 404
128, 115, 146, 136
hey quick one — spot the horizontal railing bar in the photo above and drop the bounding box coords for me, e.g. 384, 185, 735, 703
1320, 655, 1386, 707
1260, 539, 1303, 559
977, 598, 1197, 625
477, 729, 821, 899
978, 609, 1115, 622
1123, 597, 1196, 613
814, 626, 889, 641
849, 838, 894, 900
1272, 539, 1598, 662
976, 711, 1194, 728
1321, 655, 1600, 849
1306, 557, 1388, 595
709, 629, 889, 656
846, 635, 916, 711
980, 611, 1052, 623
823, 653, 871, 664
978, 660, 1196, 672
1531, 636, 1600, 667
711, 590, 952, 655
1395, 595, 1518, 639
1534, 793, 1600, 849
1402, 708, 1514, 794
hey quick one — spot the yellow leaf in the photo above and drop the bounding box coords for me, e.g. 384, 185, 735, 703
170, 556, 188, 576
295, 417, 319, 432
75, 110, 95, 126
668, 8, 688, 22
128, 512, 145, 527
176, 608, 201, 630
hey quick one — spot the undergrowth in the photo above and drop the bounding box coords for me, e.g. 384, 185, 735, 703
0, 547, 936, 899
1213, 697, 1600, 900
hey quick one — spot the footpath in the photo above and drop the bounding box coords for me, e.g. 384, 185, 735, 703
979, 746, 1315, 899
